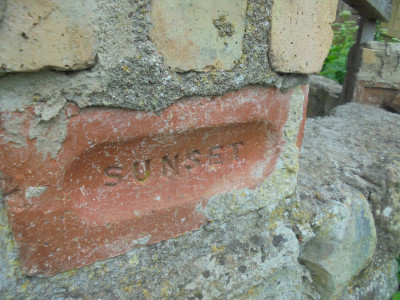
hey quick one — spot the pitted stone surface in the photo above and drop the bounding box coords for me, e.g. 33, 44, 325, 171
0, 0, 96, 73
0, 86, 308, 275
150, 0, 247, 71
269, 0, 338, 74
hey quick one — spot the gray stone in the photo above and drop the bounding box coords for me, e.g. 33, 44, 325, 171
300, 192, 377, 299
340, 259, 399, 300
0, 0, 6, 23
307, 75, 343, 118
297, 103, 400, 299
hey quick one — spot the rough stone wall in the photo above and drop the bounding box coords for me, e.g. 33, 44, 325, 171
2, 0, 397, 299
297, 104, 400, 299
0, 0, 335, 113
352, 41, 400, 112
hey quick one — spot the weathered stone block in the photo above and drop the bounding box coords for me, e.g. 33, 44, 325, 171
150, 0, 247, 72
0, 86, 308, 275
308, 75, 343, 117
269, 0, 338, 74
0, 0, 96, 73
352, 42, 400, 109
359, 42, 400, 86
300, 192, 377, 299
297, 103, 400, 300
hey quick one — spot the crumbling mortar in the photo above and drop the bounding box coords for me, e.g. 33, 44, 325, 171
0, 0, 308, 114
72, 0, 306, 112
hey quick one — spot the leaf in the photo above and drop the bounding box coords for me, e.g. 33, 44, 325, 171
393, 291, 400, 300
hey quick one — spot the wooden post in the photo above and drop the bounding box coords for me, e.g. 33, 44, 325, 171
339, 17, 377, 104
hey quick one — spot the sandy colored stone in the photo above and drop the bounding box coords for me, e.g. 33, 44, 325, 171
350, 42, 400, 106
358, 42, 400, 87
0, 0, 96, 73
150, 0, 247, 72
362, 48, 380, 66
269, 0, 338, 74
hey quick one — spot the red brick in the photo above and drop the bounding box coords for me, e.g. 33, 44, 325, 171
0, 86, 305, 275
354, 81, 399, 107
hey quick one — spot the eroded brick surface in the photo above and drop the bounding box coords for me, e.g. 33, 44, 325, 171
0, 86, 305, 275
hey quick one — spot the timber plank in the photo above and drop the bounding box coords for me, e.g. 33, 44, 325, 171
343, 0, 391, 21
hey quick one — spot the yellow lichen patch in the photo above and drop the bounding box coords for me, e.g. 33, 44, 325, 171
123, 286, 133, 293
65, 268, 77, 277
212, 245, 225, 253
142, 289, 151, 299
128, 255, 139, 266
161, 281, 171, 297
122, 65, 130, 73
247, 286, 256, 296
18, 280, 30, 292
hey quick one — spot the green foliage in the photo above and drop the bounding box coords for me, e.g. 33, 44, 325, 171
374, 21, 400, 43
394, 291, 400, 300
320, 11, 358, 84
321, 12, 400, 85
375, 20, 388, 42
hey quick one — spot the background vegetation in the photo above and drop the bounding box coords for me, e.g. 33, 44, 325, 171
320, 11, 358, 84
320, 11, 400, 84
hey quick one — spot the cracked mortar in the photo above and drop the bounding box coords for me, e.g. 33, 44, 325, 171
1, 0, 306, 113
